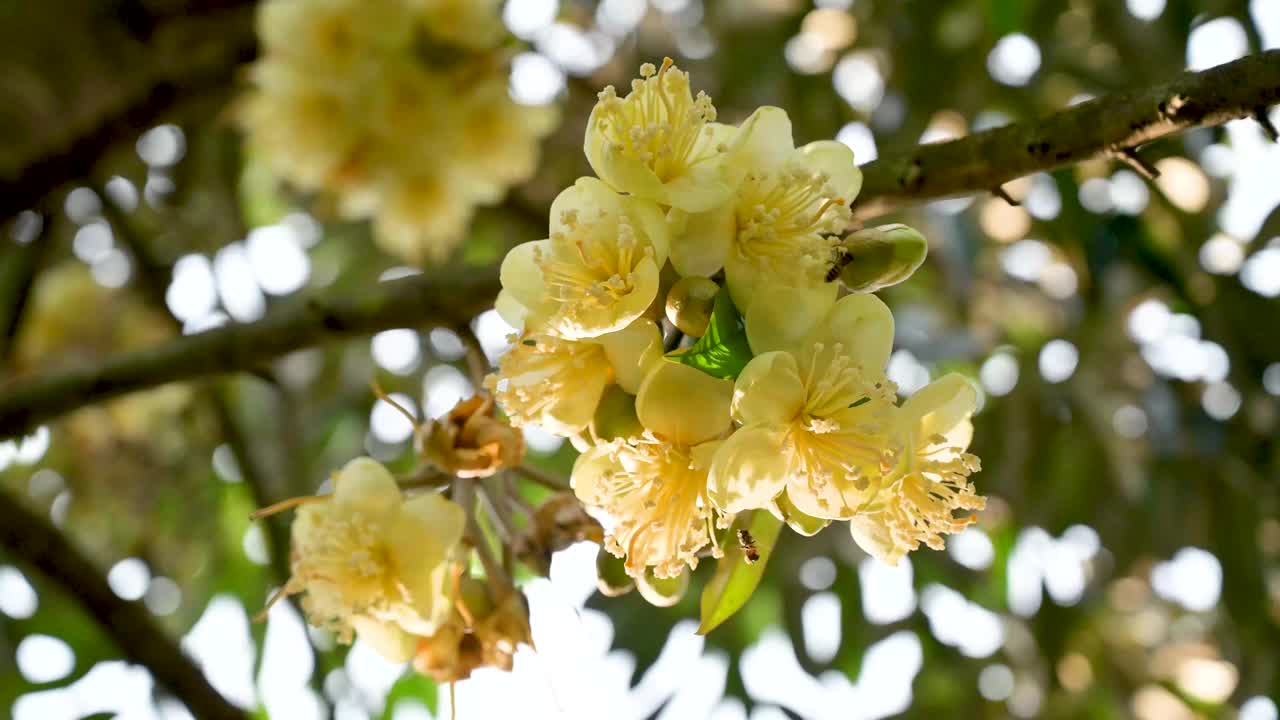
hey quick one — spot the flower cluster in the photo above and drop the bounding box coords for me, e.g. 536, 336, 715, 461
240, 0, 558, 264
487, 60, 984, 583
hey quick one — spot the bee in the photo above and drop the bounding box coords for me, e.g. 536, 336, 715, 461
825, 246, 854, 282
737, 529, 760, 564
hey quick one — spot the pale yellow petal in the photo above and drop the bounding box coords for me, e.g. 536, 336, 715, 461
808, 293, 895, 374
707, 426, 790, 514
549, 177, 624, 235
636, 361, 733, 445
904, 373, 978, 446
624, 196, 671, 267
350, 616, 416, 663
732, 351, 805, 427
670, 202, 734, 278
332, 457, 401, 517
498, 240, 553, 322
742, 282, 838, 355
849, 513, 908, 566
390, 492, 465, 578
728, 106, 794, 182
570, 443, 623, 507
798, 140, 863, 203
596, 319, 664, 395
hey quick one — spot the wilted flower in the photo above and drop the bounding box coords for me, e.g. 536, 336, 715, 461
282, 458, 464, 661
709, 294, 899, 519
849, 374, 985, 565
413, 580, 533, 682
421, 394, 525, 478
585, 58, 736, 212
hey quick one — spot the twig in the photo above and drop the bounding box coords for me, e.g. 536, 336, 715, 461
0, 213, 49, 365
454, 322, 490, 388
852, 50, 1280, 220
512, 463, 570, 492
991, 185, 1020, 206
0, 269, 500, 438
1255, 106, 1280, 142
1110, 146, 1161, 181
0, 487, 249, 720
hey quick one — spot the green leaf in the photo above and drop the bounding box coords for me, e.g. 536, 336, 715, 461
697, 511, 784, 635
664, 288, 753, 380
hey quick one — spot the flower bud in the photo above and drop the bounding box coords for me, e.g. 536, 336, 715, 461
636, 567, 689, 607
665, 276, 720, 337
591, 384, 643, 442
596, 547, 635, 597
835, 224, 928, 293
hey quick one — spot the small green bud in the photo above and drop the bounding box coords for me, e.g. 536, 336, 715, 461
636, 567, 689, 607
664, 276, 720, 337
834, 223, 928, 293
596, 548, 635, 597
591, 384, 643, 441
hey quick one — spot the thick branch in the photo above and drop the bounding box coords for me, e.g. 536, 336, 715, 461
852, 50, 1280, 220
0, 488, 248, 720
0, 270, 499, 438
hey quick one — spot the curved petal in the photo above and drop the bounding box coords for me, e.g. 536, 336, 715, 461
849, 513, 907, 566
570, 442, 624, 507
350, 616, 416, 663
391, 492, 465, 578
670, 202, 734, 278
542, 368, 609, 436
798, 140, 863, 203
597, 319, 664, 394
904, 373, 977, 447
624, 196, 671, 267
636, 361, 733, 445
786, 457, 885, 521
809, 293, 895, 374
732, 351, 805, 427
773, 491, 830, 536
708, 425, 790, 514
658, 163, 733, 213
549, 176, 624, 235
391, 561, 454, 636
332, 457, 401, 518
743, 282, 838, 355
494, 289, 531, 331
498, 240, 552, 320
594, 145, 669, 204
728, 106, 794, 182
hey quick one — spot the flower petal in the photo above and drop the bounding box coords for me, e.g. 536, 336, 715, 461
624, 196, 671, 267
798, 140, 863, 203
728, 106, 794, 182
808, 293, 895, 373
732, 351, 805, 427
570, 442, 623, 507
849, 513, 908, 566
670, 202, 734, 278
498, 240, 553, 322
350, 616, 417, 663
332, 457, 401, 517
742, 282, 838, 355
708, 425, 791, 514
549, 177, 623, 235
596, 319, 664, 395
391, 492, 465, 576
903, 372, 977, 448
636, 361, 733, 445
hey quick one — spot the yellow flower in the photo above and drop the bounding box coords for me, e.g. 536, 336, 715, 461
485, 320, 663, 437
585, 58, 736, 212
708, 294, 899, 519
414, 0, 506, 51
849, 374, 985, 566
256, 0, 412, 77
669, 107, 861, 352
572, 361, 734, 579
373, 170, 477, 264
285, 458, 464, 661
453, 77, 559, 204
498, 177, 669, 338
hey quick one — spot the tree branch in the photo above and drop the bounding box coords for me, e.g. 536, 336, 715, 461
852, 50, 1280, 220
0, 488, 248, 720
0, 269, 500, 438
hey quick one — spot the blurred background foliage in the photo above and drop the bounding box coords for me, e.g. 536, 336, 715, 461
1, 0, 1279, 718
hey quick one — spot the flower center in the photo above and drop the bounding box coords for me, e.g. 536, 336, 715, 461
733, 168, 851, 281
486, 335, 609, 427
535, 208, 652, 310
593, 436, 716, 579
594, 59, 724, 183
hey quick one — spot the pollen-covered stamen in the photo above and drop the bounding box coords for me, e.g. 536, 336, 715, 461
881, 439, 985, 552
734, 169, 853, 279
484, 335, 611, 427
593, 435, 714, 579
288, 509, 401, 641
534, 210, 653, 316
594, 59, 724, 181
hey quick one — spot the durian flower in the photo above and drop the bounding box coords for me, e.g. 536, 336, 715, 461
572, 361, 734, 579
585, 58, 736, 213
670, 108, 861, 352
285, 457, 464, 662
849, 373, 985, 566
414, 0, 507, 51
256, 0, 412, 79
708, 294, 899, 520
453, 77, 560, 204
498, 177, 669, 338
485, 320, 663, 437
373, 169, 478, 264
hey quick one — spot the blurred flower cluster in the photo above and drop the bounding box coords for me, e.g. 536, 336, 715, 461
239, 0, 558, 264
486, 60, 986, 604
